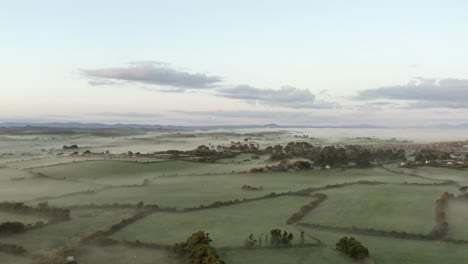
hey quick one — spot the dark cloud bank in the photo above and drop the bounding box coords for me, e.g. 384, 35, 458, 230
217, 85, 336, 109
358, 78, 468, 108
82, 62, 222, 88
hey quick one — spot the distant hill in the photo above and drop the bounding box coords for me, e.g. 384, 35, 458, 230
0, 122, 385, 130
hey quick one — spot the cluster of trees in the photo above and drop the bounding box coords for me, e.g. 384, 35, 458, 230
336, 236, 369, 260
460, 186, 468, 193
226, 142, 259, 153
269, 152, 286, 162
249, 167, 265, 173
186, 145, 218, 156
270, 229, 294, 247
264, 142, 406, 168
0, 222, 25, 235
62, 144, 78, 150
311, 146, 349, 167
292, 160, 311, 169
0, 202, 70, 221
184, 143, 260, 157
241, 185, 263, 191
244, 229, 297, 248
373, 148, 406, 161
432, 192, 451, 237
171, 231, 225, 264
414, 149, 451, 162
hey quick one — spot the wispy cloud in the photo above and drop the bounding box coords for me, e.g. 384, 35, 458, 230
88, 80, 117, 86
216, 85, 337, 109
356, 78, 468, 108
82, 62, 222, 89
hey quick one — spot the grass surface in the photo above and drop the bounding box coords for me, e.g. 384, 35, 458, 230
301, 184, 459, 234
0, 208, 135, 255
0, 168, 100, 201
2, 131, 468, 264
296, 228, 468, 264
78, 245, 180, 264
45, 168, 439, 208
32, 160, 254, 185
112, 196, 314, 247
0, 212, 46, 224
446, 199, 468, 240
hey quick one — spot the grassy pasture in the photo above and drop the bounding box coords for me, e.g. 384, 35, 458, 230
118, 225, 468, 264
0, 168, 99, 202
446, 199, 468, 240
0, 212, 46, 224
400, 166, 468, 184
220, 247, 354, 264
45, 168, 438, 209
5, 156, 168, 170
32, 160, 254, 185
0, 208, 135, 255
111, 196, 314, 247
301, 184, 459, 234
78, 245, 179, 264
295, 228, 468, 264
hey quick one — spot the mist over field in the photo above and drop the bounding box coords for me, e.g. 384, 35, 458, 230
0, 126, 468, 264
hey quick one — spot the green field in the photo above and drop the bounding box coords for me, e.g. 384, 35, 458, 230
1, 130, 468, 264
295, 228, 468, 264
0, 167, 100, 202
32, 160, 255, 185
220, 247, 355, 264
0, 208, 136, 255
0, 212, 46, 224
44, 168, 438, 209
400, 166, 468, 184
78, 245, 179, 264
446, 199, 468, 240
111, 196, 314, 247
301, 184, 458, 234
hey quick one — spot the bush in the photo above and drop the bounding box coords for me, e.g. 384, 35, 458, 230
336, 236, 369, 260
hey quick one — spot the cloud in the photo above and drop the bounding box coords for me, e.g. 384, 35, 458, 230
82, 62, 222, 89
356, 78, 468, 108
216, 85, 337, 109
88, 80, 117, 86
81, 61, 336, 109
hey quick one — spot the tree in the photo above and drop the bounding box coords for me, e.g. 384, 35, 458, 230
269, 229, 293, 247
293, 160, 311, 169
245, 233, 257, 248
172, 231, 225, 264
336, 236, 369, 260
335, 147, 348, 165
356, 149, 371, 167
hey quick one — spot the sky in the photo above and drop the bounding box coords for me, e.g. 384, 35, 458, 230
1, 0, 468, 126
